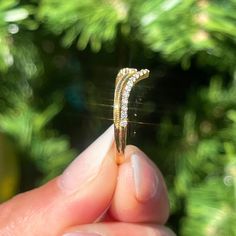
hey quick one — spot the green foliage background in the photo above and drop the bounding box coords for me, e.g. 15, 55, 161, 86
0, 0, 236, 235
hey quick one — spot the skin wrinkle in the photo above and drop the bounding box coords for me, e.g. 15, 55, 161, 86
0, 195, 26, 236
94, 200, 113, 223
0, 188, 60, 236
0, 208, 37, 236
20, 202, 51, 235
1, 223, 16, 236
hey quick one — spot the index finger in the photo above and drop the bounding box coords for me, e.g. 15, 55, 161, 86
0, 126, 118, 236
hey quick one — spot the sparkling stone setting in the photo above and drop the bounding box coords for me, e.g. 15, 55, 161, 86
113, 67, 150, 158
120, 69, 149, 127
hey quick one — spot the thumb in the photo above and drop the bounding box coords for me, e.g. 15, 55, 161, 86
0, 125, 117, 236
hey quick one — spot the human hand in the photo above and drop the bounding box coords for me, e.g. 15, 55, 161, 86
0, 126, 175, 236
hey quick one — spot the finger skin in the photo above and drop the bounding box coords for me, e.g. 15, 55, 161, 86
109, 145, 169, 224
0, 142, 170, 236
64, 222, 175, 236
0, 147, 118, 236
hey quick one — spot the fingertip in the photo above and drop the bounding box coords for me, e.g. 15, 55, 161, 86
110, 145, 169, 224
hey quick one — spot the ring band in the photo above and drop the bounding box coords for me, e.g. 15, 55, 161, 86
113, 68, 150, 164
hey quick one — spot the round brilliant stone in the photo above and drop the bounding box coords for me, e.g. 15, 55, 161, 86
121, 111, 127, 119
123, 92, 129, 99
122, 98, 128, 105
120, 120, 128, 127
126, 85, 131, 93
127, 80, 134, 87
121, 104, 128, 111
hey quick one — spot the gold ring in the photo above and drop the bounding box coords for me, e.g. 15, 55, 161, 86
113, 68, 150, 164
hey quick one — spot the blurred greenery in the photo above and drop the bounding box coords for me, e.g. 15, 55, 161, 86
0, 0, 236, 235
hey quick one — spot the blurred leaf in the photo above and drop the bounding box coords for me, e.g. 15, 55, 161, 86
0, 0, 33, 72
0, 98, 75, 184
0, 0, 16, 11
158, 77, 236, 235
39, 0, 128, 51
182, 178, 236, 236
4, 8, 29, 22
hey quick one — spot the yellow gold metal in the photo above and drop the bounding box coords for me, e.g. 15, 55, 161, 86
113, 68, 150, 164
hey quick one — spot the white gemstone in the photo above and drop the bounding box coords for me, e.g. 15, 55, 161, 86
121, 111, 127, 119
120, 120, 128, 127
122, 98, 128, 105
121, 104, 128, 111
125, 85, 131, 93
123, 92, 129, 99
127, 80, 134, 87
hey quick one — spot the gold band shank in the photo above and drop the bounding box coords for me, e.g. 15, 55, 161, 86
113, 68, 149, 164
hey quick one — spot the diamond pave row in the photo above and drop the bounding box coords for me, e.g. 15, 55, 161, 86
118, 68, 137, 78
120, 69, 149, 127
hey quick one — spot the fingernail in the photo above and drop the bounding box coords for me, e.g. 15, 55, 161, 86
159, 226, 177, 236
164, 229, 176, 236
131, 151, 159, 202
63, 233, 102, 236
59, 125, 114, 193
